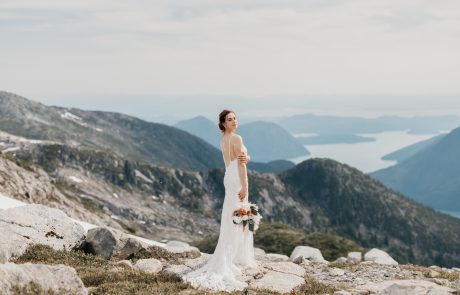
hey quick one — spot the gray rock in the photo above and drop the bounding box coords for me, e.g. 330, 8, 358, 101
264, 253, 290, 262
0, 263, 87, 295
364, 248, 398, 265
334, 257, 348, 263
347, 251, 362, 262
329, 268, 345, 276
166, 240, 190, 248
290, 245, 326, 263
254, 247, 266, 258
163, 264, 191, 276
249, 269, 304, 293
134, 258, 163, 274
356, 279, 454, 294
164, 245, 201, 259
262, 261, 306, 278
0, 204, 85, 262
85, 227, 144, 260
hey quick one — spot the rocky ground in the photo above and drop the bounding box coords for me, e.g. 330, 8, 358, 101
1, 202, 459, 294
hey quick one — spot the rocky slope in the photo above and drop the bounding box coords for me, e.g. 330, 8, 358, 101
372, 127, 460, 211
280, 158, 460, 267
0, 204, 459, 295
3, 136, 460, 267
0, 91, 222, 170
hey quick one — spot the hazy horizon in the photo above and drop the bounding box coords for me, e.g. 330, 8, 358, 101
11, 91, 460, 125
2, 0, 459, 120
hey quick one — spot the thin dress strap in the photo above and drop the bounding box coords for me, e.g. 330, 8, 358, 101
228, 134, 232, 161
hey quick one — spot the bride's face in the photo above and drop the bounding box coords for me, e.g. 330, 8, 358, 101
225, 112, 237, 132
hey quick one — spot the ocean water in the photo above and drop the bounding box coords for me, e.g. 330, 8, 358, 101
440, 210, 460, 219
290, 130, 437, 173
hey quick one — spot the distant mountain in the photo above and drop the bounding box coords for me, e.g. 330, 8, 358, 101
236, 121, 309, 162
381, 134, 445, 163
278, 114, 460, 135
176, 117, 310, 162
3, 130, 460, 266
280, 158, 460, 267
175, 116, 220, 148
372, 127, 460, 211
247, 160, 295, 173
296, 134, 375, 145
0, 91, 222, 171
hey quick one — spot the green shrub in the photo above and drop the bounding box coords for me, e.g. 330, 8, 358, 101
192, 222, 364, 261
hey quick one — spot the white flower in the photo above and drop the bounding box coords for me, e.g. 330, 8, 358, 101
242, 215, 248, 221
232, 216, 242, 224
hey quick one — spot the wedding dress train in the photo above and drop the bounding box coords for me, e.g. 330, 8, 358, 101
183, 147, 257, 292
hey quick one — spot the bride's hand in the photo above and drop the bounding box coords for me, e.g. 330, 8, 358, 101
238, 188, 247, 201
238, 152, 250, 164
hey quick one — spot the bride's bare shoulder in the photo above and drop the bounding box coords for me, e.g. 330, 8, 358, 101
231, 134, 243, 144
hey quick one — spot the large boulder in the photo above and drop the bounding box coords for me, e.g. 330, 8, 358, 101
249, 261, 306, 293
356, 279, 454, 294
364, 248, 398, 265
0, 263, 87, 295
0, 204, 85, 263
290, 246, 327, 263
84, 227, 144, 260
164, 244, 201, 259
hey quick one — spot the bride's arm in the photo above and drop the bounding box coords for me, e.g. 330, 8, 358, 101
233, 135, 248, 201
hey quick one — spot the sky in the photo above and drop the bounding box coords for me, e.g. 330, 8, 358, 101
1, 0, 459, 123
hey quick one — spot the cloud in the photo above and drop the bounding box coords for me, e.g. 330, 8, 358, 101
0, 0, 459, 97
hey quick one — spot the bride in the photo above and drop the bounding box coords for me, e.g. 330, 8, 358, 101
183, 109, 258, 291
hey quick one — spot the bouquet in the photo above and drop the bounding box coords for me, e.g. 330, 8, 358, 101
232, 202, 262, 233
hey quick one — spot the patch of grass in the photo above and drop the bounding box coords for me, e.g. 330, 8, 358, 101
190, 234, 218, 254
329, 261, 361, 270
12, 244, 192, 295
192, 223, 364, 261
13, 244, 330, 295
1, 152, 35, 172
422, 269, 460, 282
113, 218, 138, 234
292, 277, 337, 294
130, 245, 201, 265
11, 282, 55, 295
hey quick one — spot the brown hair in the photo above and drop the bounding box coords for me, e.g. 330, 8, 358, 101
218, 109, 234, 133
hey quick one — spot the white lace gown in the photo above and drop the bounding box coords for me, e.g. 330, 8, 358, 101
183, 145, 258, 292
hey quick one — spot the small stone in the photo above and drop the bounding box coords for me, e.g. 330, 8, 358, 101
330, 268, 345, 276
334, 257, 347, 263
347, 252, 362, 262
290, 245, 327, 263
433, 278, 449, 286
134, 258, 163, 274
254, 247, 266, 258
364, 248, 397, 265
292, 256, 304, 264
428, 270, 440, 278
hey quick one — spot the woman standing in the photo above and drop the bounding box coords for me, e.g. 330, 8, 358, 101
183, 109, 258, 292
